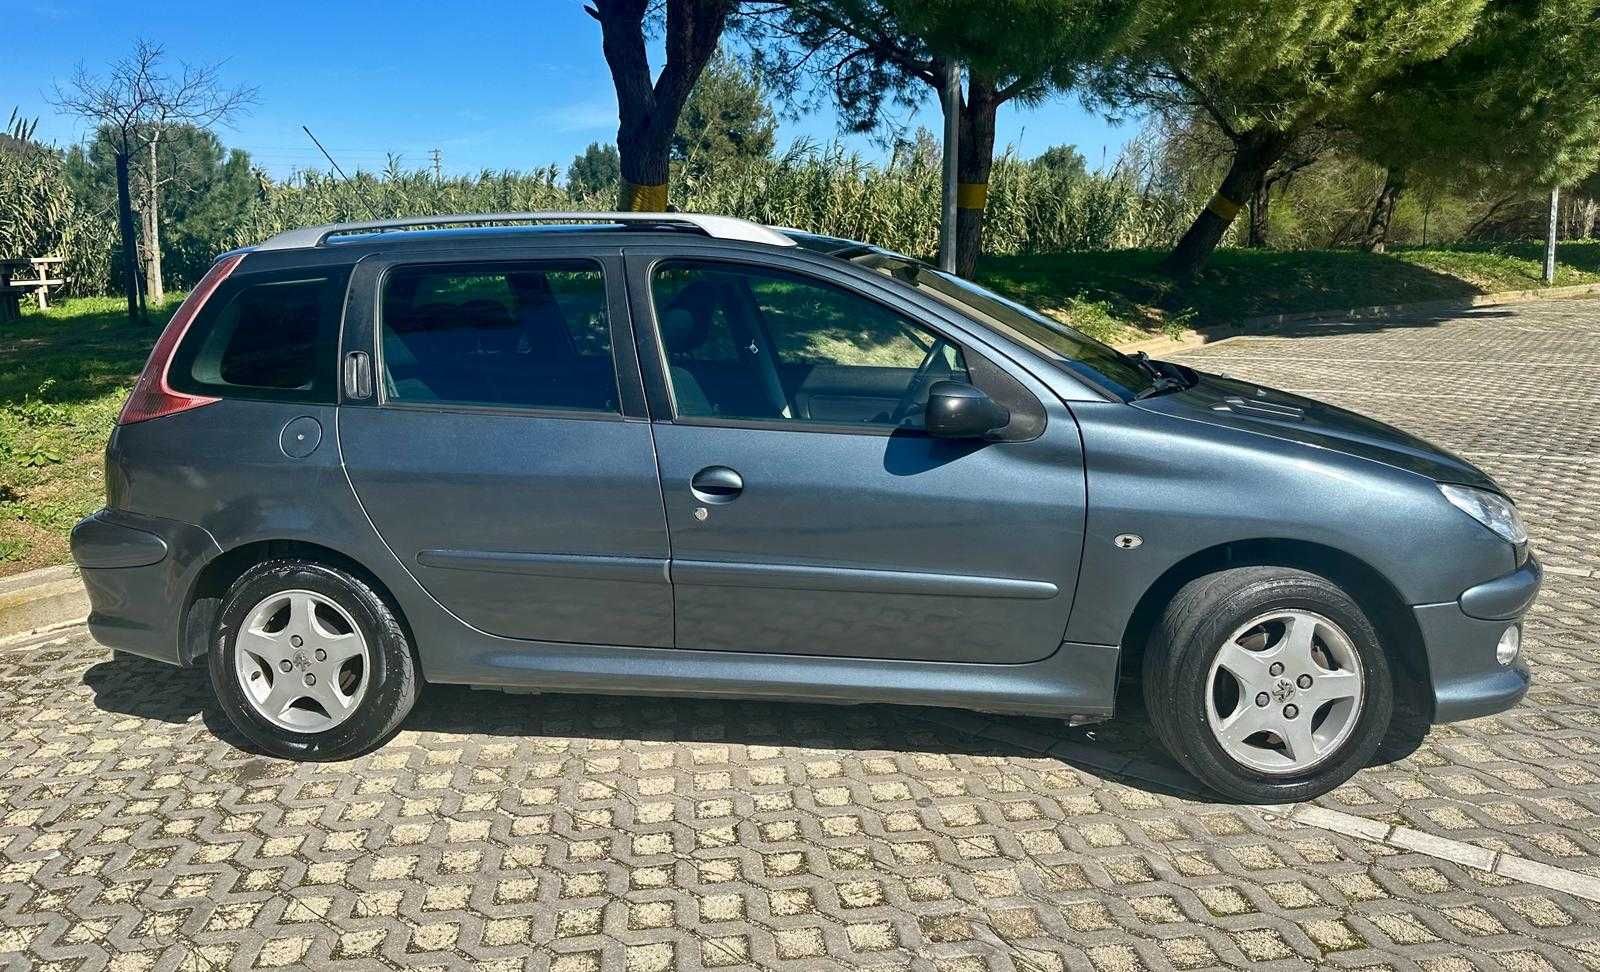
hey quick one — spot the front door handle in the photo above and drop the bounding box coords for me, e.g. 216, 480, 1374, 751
691, 465, 743, 504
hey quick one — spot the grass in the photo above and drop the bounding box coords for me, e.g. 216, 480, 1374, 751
3, 239, 1598, 577
976, 240, 1600, 342
0, 296, 179, 576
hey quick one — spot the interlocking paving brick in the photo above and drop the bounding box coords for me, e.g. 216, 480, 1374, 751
5, 299, 1600, 969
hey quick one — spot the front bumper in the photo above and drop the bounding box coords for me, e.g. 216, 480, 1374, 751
70, 508, 220, 666
1414, 555, 1541, 723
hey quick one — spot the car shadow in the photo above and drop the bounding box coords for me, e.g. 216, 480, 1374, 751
82, 652, 1429, 805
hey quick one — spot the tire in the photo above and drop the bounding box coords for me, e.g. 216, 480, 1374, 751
208, 559, 418, 760
1143, 566, 1393, 803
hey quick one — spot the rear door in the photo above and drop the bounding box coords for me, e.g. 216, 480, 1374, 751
627, 247, 1088, 664
339, 246, 672, 646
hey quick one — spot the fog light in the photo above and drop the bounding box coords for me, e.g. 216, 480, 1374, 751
1496, 624, 1521, 666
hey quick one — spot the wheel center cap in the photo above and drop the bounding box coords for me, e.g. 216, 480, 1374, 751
292, 650, 311, 671
1272, 679, 1295, 703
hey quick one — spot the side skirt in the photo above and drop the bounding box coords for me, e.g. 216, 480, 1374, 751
425, 638, 1121, 719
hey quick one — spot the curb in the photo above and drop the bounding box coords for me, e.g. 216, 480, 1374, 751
1111, 281, 1600, 353
0, 565, 89, 640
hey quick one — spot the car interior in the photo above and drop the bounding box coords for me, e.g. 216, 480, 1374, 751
653, 265, 970, 427
380, 265, 618, 411
375, 260, 971, 427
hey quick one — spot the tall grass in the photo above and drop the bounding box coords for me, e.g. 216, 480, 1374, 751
230, 144, 1184, 259
13, 141, 1186, 296
0, 145, 108, 297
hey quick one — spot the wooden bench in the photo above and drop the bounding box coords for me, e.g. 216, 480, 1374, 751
1, 257, 68, 322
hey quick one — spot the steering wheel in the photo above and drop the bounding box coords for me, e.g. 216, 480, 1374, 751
889, 336, 952, 426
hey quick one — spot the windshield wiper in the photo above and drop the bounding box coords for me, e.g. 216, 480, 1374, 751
1130, 351, 1164, 380
1129, 351, 1191, 399
1134, 376, 1187, 400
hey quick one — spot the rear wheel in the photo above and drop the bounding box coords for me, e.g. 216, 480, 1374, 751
1143, 566, 1392, 802
208, 559, 417, 760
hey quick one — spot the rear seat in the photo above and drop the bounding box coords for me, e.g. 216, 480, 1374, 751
383, 297, 615, 410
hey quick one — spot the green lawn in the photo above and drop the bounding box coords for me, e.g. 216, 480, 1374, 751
1, 296, 179, 575
976, 240, 1600, 342
3, 240, 1599, 577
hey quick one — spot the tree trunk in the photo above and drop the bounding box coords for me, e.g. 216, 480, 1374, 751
143, 137, 164, 305
589, 0, 729, 210
1161, 128, 1290, 278
1360, 168, 1404, 253
1246, 180, 1270, 247
113, 148, 144, 323
954, 77, 1000, 279
1463, 194, 1516, 240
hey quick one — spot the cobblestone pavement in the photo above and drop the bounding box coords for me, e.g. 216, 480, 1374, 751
5, 299, 1600, 971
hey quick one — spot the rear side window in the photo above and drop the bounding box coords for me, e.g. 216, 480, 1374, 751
169, 269, 349, 403
379, 261, 617, 413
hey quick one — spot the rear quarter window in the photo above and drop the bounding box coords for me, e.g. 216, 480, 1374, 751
169, 267, 350, 404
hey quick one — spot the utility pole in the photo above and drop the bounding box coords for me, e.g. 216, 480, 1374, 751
430, 148, 443, 184
937, 58, 960, 274
1544, 186, 1560, 285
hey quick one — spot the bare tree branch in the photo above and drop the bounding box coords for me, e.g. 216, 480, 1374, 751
48, 39, 256, 320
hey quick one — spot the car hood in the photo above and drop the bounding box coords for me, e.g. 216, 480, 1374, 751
1132, 369, 1502, 492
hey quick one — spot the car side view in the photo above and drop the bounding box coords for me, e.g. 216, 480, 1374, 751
71, 212, 1539, 802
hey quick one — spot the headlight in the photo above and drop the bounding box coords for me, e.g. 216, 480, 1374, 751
1438, 484, 1529, 545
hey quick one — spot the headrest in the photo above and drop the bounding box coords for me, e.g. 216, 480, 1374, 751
659, 280, 721, 352
659, 308, 704, 351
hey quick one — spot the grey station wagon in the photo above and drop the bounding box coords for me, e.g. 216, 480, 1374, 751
71, 212, 1540, 802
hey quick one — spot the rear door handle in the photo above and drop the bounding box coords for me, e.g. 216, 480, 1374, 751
691, 465, 743, 504
344, 351, 373, 399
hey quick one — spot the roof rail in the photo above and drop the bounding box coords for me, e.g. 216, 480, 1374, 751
252, 211, 796, 251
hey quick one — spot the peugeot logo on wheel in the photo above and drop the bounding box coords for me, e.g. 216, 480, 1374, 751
1272, 679, 1295, 703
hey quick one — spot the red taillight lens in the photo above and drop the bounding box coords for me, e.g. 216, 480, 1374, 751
117, 252, 244, 425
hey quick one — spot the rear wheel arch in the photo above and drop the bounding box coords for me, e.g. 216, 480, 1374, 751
1118, 538, 1432, 719
181, 539, 412, 669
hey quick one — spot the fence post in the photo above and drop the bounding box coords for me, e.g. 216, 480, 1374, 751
1545, 186, 1560, 285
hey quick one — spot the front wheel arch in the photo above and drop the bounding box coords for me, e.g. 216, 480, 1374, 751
1117, 538, 1432, 721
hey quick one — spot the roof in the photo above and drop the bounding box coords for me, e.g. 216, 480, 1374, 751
253, 212, 798, 251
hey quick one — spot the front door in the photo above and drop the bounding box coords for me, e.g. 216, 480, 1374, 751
341, 252, 672, 646
629, 251, 1086, 664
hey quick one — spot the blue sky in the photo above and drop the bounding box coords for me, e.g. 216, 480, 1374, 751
6, 0, 1137, 181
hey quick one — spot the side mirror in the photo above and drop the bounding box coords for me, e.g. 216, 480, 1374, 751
924, 380, 1010, 439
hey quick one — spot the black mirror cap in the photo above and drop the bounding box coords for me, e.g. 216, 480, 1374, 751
925, 380, 1011, 439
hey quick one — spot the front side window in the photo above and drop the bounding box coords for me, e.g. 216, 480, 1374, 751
852, 251, 1158, 398
651, 261, 967, 428
170, 271, 348, 402
380, 261, 617, 412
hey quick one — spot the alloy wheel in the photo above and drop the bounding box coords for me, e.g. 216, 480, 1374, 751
1204, 609, 1364, 774
234, 589, 370, 732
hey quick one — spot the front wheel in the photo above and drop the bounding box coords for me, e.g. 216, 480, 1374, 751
208, 559, 418, 760
1143, 567, 1393, 803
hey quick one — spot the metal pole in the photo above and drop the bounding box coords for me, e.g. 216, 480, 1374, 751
1545, 186, 1560, 285
938, 58, 960, 273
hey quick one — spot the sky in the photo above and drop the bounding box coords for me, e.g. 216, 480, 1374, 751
5, 0, 1138, 182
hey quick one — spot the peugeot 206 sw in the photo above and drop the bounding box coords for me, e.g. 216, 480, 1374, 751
71, 212, 1539, 802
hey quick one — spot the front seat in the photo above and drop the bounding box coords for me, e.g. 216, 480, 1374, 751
659, 307, 714, 416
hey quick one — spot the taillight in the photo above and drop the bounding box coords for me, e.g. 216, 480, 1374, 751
117, 252, 244, 425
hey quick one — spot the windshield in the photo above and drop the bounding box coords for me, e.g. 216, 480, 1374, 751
851, 251, 1155, 398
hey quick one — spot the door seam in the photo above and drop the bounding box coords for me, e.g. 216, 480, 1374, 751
621, 250, 680, 647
